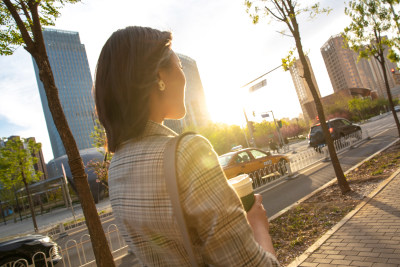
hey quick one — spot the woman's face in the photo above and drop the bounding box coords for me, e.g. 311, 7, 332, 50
158, 51, 186, 120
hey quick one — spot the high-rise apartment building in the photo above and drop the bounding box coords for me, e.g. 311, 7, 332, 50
321, 34, 397, 98
289, 56, 321, 122
32, 29, 96, 159
165, 53, 210, 133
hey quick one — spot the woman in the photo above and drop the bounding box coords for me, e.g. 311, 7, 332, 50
94, 26, 279, 266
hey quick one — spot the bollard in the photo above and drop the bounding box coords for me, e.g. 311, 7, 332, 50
59, 222, 68, 238
365, 129, 371, 140
349, 134, 354, 149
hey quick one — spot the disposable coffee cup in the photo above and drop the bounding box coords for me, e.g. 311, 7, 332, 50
228, 174, 255, 212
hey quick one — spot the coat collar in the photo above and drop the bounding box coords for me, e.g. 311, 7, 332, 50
141, 120, 178, 138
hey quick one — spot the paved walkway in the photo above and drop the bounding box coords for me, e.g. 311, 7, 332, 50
290, 168, 400, 267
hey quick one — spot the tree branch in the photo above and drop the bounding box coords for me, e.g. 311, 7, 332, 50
271, 0, 295, 33
27, 0, 45, 54
2, 0, 35, 51
17, 0, 32, 27
265, 5, 285, 22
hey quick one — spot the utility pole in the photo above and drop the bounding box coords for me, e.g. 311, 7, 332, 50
241, 64, 283, 148
243, 108, 255, 147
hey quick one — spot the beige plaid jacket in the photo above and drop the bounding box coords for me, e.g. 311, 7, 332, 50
109, 121, 279, 266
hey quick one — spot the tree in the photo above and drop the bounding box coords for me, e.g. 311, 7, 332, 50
0, 156, 24, 222
0, 137, 42, 231
190, 123, 248, 155
348, 98, 371, 121
344, 0, 400, 138
245, 0, 351, 193
0, 1, 114, 265
86, 119, 111, 193
384, 0, 400, 37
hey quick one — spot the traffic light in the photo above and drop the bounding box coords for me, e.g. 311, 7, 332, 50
277, 120, 282, 128
391, 68, 395, 74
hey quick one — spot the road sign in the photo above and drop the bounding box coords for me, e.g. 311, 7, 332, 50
261, 113, 270, 118
248, 79, 267, 93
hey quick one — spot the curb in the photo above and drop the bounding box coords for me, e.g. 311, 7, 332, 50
286, 138, 400, 267
270, 138, 399, 222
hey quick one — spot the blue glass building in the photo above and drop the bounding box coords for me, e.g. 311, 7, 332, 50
32, 28, 96, 159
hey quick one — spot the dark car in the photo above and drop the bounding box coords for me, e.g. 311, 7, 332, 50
0, 234, 62, 267
308, 118, 362, 148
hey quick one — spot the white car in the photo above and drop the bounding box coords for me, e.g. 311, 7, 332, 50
395, 105, 400, 112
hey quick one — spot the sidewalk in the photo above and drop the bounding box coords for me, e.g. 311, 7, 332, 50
289, 168, 400, 267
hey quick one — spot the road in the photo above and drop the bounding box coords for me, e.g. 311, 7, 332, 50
258, 113, 399, 217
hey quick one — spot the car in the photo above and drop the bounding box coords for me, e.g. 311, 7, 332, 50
218, 147, 289, 180
308, 118, 362, 148
395, 105, 400, 112
0, 234, 62, 267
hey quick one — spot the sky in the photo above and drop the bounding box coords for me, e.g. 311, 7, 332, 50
0, 0, 353, 162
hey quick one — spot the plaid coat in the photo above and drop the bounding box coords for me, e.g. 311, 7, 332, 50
109, 121, 279, 266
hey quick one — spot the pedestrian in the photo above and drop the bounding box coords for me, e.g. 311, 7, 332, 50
269, 139, 278, 154
94, 26, 279, 266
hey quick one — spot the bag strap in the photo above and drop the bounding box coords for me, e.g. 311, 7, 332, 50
164, 132, 199, 267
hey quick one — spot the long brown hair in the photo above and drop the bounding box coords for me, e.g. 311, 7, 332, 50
94, 26, 172, 152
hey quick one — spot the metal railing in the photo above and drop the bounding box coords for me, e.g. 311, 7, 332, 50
7, 224, 127, 267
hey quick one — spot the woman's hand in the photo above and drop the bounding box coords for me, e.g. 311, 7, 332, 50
246, 194, 276, 256
246, 194, 270, 231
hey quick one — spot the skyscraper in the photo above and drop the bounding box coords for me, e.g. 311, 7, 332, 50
165, 53, 210, 133
32, 29, 95, 159
289, 56, 321, 122
321, 34, 397, 98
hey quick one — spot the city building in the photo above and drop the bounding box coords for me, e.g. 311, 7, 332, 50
27, 137, 48, 181
164, 53, 210, 133
321, 34, 397, 98
32, 28, 96, 159
289, 56, 321, 122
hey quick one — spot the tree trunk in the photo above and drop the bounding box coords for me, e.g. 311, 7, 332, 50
13, 186, 23, 222
290, 18, 351, 194
378, 53, 400, 137
21, 169, 38, 232
31, 53, 115, 266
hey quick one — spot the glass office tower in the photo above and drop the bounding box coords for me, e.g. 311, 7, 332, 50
32, 28, 95, 159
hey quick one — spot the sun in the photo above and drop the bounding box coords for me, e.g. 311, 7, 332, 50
204, 85, 250, 126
